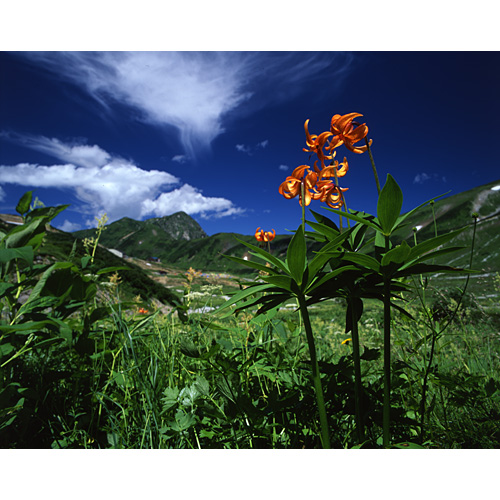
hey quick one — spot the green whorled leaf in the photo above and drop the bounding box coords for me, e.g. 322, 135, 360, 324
305, 219, 340, 241
377, 174, 403, 236
394, 263, 467, 279
325, 208, 381, 231
15, 191, 33, 216
232, 236, 289, 274
310, 209, 340, 232
381, 241, 412, 267
407, 226, 467, 261
235, 292, 290, 316
341, 252, 381, 273
216, 283, 274, 315
393, 192, 448, 231
262, 275, 295, 292
305, 265, 359, 295
224, 254, 280, 275
286, 224, 306, 285
401, 246, 467, 269
350, 223, 370, 251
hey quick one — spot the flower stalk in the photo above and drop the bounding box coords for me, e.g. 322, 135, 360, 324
297, 293, 331, 448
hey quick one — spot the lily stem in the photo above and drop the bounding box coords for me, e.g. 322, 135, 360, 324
383, 234, 391, 447
365, 138, 381, 195
350, 298, 364, 444
298, 293, 331, 449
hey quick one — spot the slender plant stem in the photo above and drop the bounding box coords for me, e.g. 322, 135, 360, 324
382, 235, 391, 447
350, 298, 364, 444
365, 138, 381, 195
298, 293, 331, 448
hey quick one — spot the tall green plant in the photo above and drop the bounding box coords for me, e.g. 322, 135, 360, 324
216, 112, 471, 448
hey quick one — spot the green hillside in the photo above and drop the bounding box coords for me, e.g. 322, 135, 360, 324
69, 179, 500, 294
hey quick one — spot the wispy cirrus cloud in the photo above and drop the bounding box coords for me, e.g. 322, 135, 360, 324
0, 134, 243, 224
20, 52, 354, 160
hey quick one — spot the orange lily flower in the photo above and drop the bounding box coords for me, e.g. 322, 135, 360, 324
303, 119, 334, 172
327, 112, 372, 154
138, 307, 149, 314
278, 165, 319, 207
312, 181, 348, 209
320, 157, 349, 179
255, 227, 276, 242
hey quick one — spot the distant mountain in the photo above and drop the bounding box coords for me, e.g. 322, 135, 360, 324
73, 211, 207, 260
70, 179, 500, 288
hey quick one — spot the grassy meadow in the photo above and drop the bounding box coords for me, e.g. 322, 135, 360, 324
1, 194, 499, 449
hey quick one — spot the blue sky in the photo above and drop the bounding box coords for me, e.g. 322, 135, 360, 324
1, 51, 499, 236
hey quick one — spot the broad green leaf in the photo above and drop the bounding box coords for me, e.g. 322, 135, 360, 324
310, 209, 340, 232
394, 263, 467, 279
3, 218, 46, 249
15, 191, 33, 216
377, 174, 403, 235
216, 283, 274, 314
286, 224, 306, 286
381, 241, 411, 267
393, 191, 448, 231
325, 208, 381, 231
262, 275, 295, 291
306, 265, 359, 294
341, 253, 381, 273
0, 247, 34, 267
400, 246, 466, 270
305, 219, 340, 241
407, 226, 467, 261
224, 254, 280, 275
233, 237, 289, 274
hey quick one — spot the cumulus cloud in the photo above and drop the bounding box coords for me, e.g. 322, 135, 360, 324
0, 135, 243, 222
57, 219, 82, 232
140, 184, 245, 219
20, 52, 354, 160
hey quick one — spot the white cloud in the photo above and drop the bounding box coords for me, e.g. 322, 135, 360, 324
0, 136, 243, 222
413, 172, 432, 184
21, 52, 354, 159
140, 184, 244, 219
57, 219, 82, 232
235, 140, 269, 156
278, 164, 289, 171
236, 144, 251, 154
413, 172, 446, 185
171, 154, 189, 164
2, 133, 112, 168
0, 186, 5, 201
